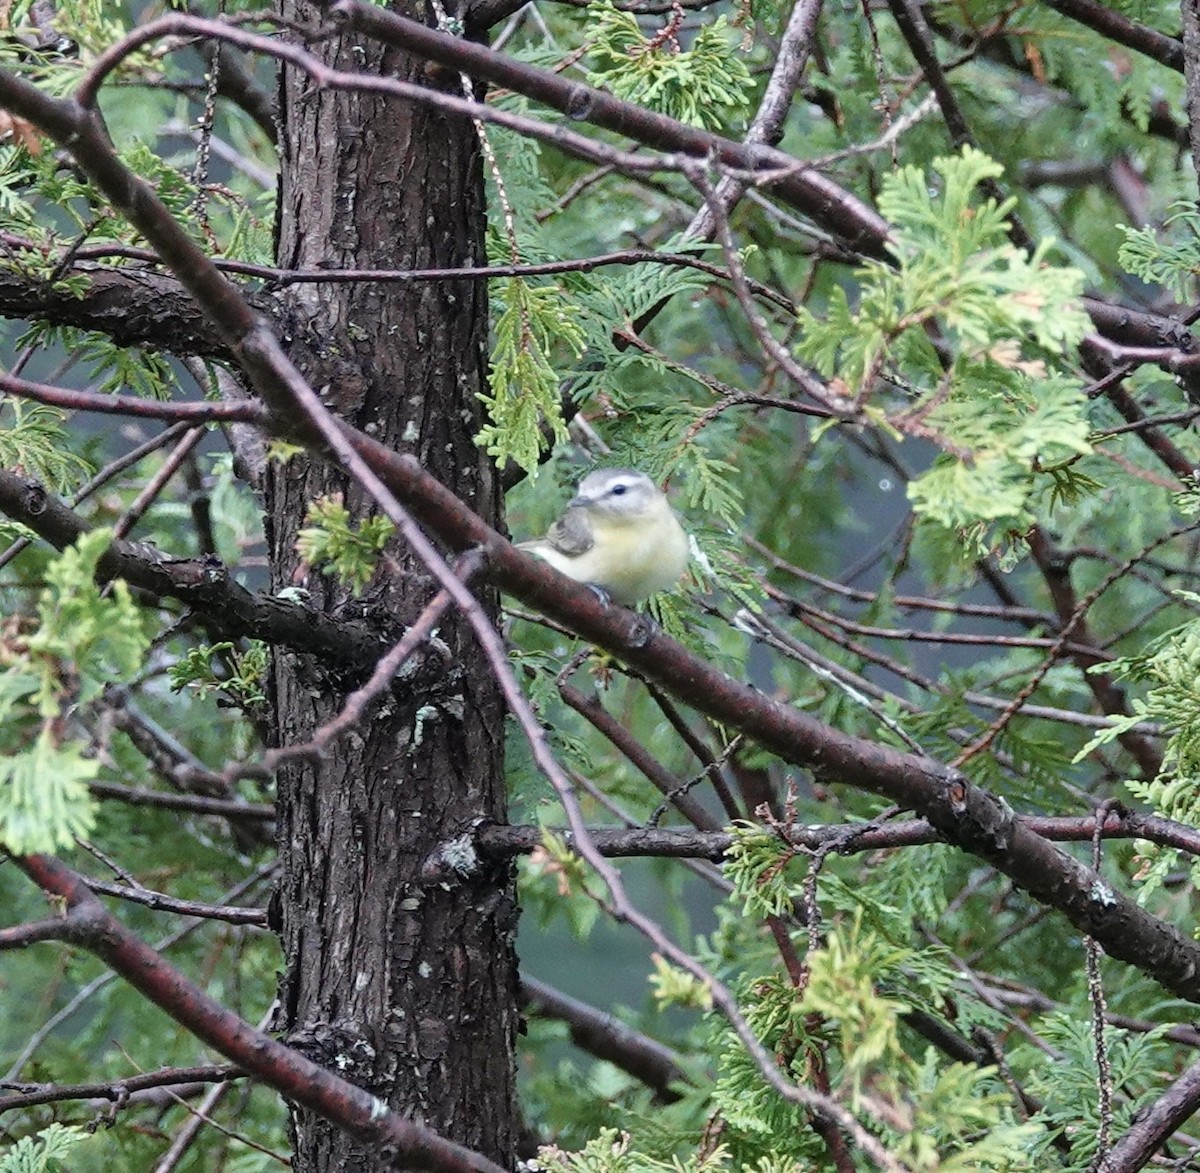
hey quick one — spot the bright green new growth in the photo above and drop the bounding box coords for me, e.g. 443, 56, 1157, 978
703, 912, 1043, 1170
906, 367, 1093, 535
796, 148, 1093, 552
479, 278, 585, 474
0, 1123, 89, 1173
27, 529, 149, 713
0, 530, 149, 854
722, 823, 799, 920
797, 916, 911, 1095
170, 640, 269, 712
295, 494, 396, 596
537, 1129, 732, 1172
653, 827, 1049, 1169
585, 2, 752, 131
0, 732, 100, 860
647, 954, 713, 1012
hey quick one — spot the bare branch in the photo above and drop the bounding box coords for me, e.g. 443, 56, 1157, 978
0, 917, 76, 948
0, 1064, 241, 1115
685, 0, 825, 239
0, 231, 797, 309
0, 264, 233, 358
83, 875, 270, 926
521, 976, 688, 1102
0, 422, 194, 573
558, 681, 723, 831
12, 852, 507, 1173
0, 368, 266, 424
470, 809, 1200, 863
86, 780, 274, 821
887, 0, 1031, 249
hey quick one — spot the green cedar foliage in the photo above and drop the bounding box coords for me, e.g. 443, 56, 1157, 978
0, 1124, 88, 1173
0, 530, 149, 853
169, 639, 269, 713
1075, 590, 1200, 898
480, 277, 585, 472
0, 402, 91, 492
1119, 203, 1200, 300
585, 2, 752, 130
796, 148, 1092, 553
295, 494, 396, 596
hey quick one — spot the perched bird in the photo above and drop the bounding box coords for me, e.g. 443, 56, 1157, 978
518, 468, 690, 606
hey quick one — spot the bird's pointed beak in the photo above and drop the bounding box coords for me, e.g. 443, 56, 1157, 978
566, 494, 590, 510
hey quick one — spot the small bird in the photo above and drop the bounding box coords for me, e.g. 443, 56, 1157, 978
518, 468, 690, 605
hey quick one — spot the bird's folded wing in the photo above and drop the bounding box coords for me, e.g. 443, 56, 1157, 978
545, 508, 594, 556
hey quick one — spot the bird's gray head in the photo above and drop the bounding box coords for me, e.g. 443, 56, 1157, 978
568, 469, 660, 519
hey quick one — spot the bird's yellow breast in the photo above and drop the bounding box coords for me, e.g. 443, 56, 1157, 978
527, 499, 689, 604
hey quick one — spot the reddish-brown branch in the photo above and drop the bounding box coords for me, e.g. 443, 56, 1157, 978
0, 1064, 241, 1115
470, 808, 1200, 862
1098, 1058, 1200, 1172
0, 369, 265, 423
1081, 298, 1200, 356
10, 853, 506, 1173
558, 681, 723, 831
0, 918, 76, 948
1043, 0, 1182, 72
111, 426, 206, 543
521, 976, 687, 1102
1099, 408, 1194, 481
644, 684, 744, 821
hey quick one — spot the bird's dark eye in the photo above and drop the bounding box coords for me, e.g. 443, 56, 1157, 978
611, 483, 627, 496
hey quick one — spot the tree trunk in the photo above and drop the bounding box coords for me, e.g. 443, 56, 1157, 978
268, 5, 518, 1169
